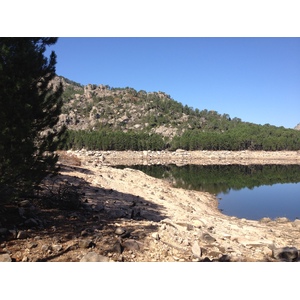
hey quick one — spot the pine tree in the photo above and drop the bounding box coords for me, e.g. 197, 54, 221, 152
0, 38, 65, 203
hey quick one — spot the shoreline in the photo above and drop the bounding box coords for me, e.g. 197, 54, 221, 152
65, 149, 300, 166
2, 150, 300, 262
64, 151, 300, 262
57, 149, 300, 262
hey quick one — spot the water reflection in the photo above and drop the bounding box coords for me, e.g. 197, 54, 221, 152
218, 183, 300, 221
115, 164, 300, 220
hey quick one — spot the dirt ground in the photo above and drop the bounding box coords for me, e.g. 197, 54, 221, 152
1, 150, 300, 262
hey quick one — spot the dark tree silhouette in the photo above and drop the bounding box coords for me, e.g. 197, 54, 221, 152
0, 38, 64, 203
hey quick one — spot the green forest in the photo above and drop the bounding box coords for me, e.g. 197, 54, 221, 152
60, 129, 166, 151
59, 123, 300, 151
170, 123, 300, 151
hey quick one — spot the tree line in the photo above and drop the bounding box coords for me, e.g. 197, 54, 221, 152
171, 124, 300, 151
59, 122, 300, 152
59, 129, 166, 151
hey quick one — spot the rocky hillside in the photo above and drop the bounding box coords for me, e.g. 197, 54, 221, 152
56, 76, 242, 139
53, 76, 300, 152
295, 123, 300, 130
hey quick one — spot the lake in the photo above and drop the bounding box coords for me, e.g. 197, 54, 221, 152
115, 164, 300, 221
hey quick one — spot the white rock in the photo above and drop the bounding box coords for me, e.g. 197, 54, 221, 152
192, 241, 201, 258
151, 232, 160, 240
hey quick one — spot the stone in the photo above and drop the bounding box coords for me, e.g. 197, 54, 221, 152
262, 247, 273, 257
183, 239, 190, 246
27, 242, 38, 249
192, 241, 202, 258
17, 231, 28, 239
192, 258, 201, 262
272, 247, 299, 262
0, 254, 12, 262
276, 217, 290, 223
222, 233, 231, 240
78, 239, 95, 249
259, 217, 272, 223
186, 224, 193, 231
111, 241, 123, 254
293, 219, 300, 228
151, 232, 160, 240
94, 204, 105, 212
122, 239, 140, 251
191, 220, 205, 228
239, 239, 274, 248
202, 257, 212, 262
202, 233, 216, 243
52, 244, 63, 252
115, 227, 126, 235
80, 252, 110, 262
41, 244, 51, 252
218, 254, 231, 262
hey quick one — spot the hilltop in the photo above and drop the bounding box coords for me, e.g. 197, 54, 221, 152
56, 76, 242, 137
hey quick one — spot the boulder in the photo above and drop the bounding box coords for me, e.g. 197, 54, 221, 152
78, 239, 95, 249
122, 239, 140, 251
80, 252, 110, 262
0, 254, 12, 262
272, 247, 299, 262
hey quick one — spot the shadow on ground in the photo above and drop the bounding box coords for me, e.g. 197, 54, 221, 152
0, 164, 168, 261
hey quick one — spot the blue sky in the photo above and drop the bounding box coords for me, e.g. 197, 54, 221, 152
49, 37, 300, 129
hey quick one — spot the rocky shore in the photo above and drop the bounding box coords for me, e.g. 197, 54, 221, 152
1, 150, 300, 262
71, 149, 300, 166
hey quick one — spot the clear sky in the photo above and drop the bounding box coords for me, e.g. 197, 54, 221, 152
48, 37, 300, 129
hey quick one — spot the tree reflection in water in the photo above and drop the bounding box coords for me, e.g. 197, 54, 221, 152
115, 164, 300, 220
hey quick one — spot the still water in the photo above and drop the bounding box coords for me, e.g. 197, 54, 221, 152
218, 183, 300, 220
115, 164, 300, 221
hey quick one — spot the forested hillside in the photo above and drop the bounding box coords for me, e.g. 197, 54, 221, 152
56, 76, 300, 151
